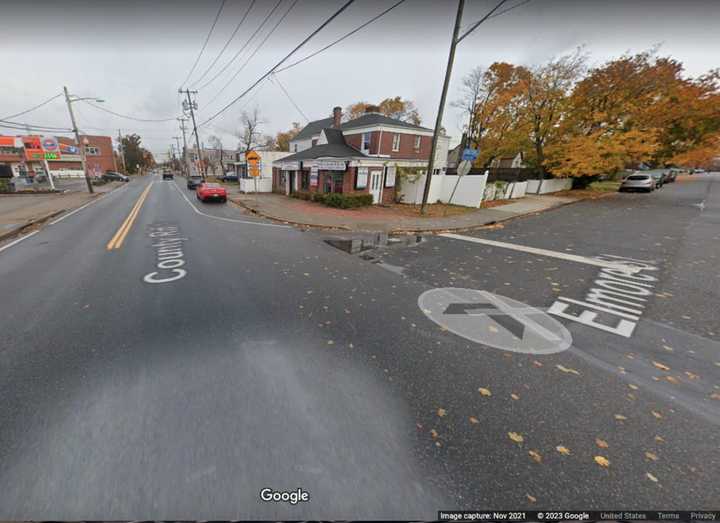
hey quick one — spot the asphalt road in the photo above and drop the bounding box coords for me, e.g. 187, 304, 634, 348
0, 173, 718, 518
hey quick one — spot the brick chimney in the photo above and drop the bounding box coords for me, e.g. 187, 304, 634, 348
332, 106, 342, 128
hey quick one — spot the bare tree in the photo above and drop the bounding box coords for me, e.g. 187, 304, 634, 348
452, 66, 485, 141
207, 134, 224, 175
237, 106, 265, 152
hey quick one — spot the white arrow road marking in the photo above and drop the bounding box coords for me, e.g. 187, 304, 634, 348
439, 233, 641, 274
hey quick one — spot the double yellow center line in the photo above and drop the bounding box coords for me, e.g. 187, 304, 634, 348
106, 183, 153, 251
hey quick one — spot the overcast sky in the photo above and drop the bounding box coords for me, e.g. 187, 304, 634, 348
1, 0, 718, 159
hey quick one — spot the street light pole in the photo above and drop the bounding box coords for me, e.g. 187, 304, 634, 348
63, 86, 94, 194
420, 0, 464, 214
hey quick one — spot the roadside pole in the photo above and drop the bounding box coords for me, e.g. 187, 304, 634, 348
179, 89, 205, 180
178, 117, 189, 177
117, 129, 127, 173
420, 0, 464, 214
63, 86, 93, 194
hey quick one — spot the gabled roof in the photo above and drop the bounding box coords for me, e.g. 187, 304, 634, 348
292, 117, 334, 141
340, 113, 431, 132
279, 128, 367, 162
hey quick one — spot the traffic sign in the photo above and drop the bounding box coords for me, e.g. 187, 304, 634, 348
246, 150, 261, 177
418, 288, 572, 354
457, 160, 472, 177
461, 148, 478, 161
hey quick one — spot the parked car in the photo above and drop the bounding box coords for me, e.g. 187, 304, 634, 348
162, 170, 174, 180
645, 171, 665, 188
103, 171, 129, 182
619, 174, 655, 192
664, 169, 678, 183
187, 175, 203, 189
196, 182, 227, 203
220, 173, 239, 182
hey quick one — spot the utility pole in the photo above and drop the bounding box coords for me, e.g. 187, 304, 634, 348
172, 136, 182, 172
420, 0, 464, 213
179, 89, 205, 180
117, 129, 127, 172
177, 117, 189, 177
63, 85, 93, 194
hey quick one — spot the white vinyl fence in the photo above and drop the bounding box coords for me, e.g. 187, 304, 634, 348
526, 178, 572, 194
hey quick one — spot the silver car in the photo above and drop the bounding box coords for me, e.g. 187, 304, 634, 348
619, 174, 655, 192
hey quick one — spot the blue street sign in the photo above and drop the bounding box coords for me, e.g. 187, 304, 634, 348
462, 148, 479, 161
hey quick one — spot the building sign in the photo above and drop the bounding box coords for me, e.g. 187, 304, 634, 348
44, 152, 60, 160
356, 167, 368, 189
0, 136, 23, 148
316, 159, 346, 171
277, 161, 300, 171
310, 165, 318, 187
60, 143, 79, 155
42, 137, 59, 152
22, 136, 44, 160
246, 150, 261, 177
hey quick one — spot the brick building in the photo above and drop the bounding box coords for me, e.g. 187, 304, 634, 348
50, 135, 117, 177
274, 106, 450, 204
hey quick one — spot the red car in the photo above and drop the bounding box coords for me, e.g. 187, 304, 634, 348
196, 182, 227, 203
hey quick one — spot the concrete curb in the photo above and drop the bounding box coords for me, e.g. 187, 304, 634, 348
0, 182, 124, 244
230, 191, 616, 235
0, 209, 66, 242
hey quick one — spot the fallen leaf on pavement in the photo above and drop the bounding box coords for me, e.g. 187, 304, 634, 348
437, 408, 447, 417
614, 414, 628, 421
478, 387, 492, 397
646, 472, 659, 482
508, 432, 524, 443
327, 340, 334, 345
556, 446, 571, 455
655, 435, 665, 443
469, 416, 479, 424
528, 450, 542, 463
532, 360, 543, 367
628, 383, 639, 390
511, 393, 520, 400
645, 451, 658, 461
596, 438, 609, 448
685, 371, 699, 380
652, 410, 664, 419
488, 324, 499, 333
526, 494, 537, 503
556, 364, 581, 375
594, 455, 610, 468
710, 393, 720, 400
652, 361, 671, 371
662, 345, 673, 352
430, 429, 439, 439
664, 376, 680, 385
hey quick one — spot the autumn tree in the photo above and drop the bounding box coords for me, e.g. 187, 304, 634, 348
275, 122, 303, 151
120, 133, 153, 174
343, 97, 421, 124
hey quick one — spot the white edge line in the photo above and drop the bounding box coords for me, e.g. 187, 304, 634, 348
49, 183, 128, 225
439, 233, 641, 274
170, 181, 290, 228
0, 230, 39, 254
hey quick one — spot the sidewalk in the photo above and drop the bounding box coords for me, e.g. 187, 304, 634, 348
231, 192, 580, 233
0, 182, 120, 241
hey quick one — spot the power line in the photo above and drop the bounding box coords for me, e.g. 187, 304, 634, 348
275, 0, 406, 73
456, 0, 511, 44
200, 0, 356, 126
0, 93, 63, 120
190, 0, 257, 88
270, 74, 309, 122
179, 0, 228, 88
0, 118, 72, 132
460, 0, 532, 32
197, 0, 285, 92
82, 101, 179, 122
0, 122, 74, 134
204, 0, 299, 107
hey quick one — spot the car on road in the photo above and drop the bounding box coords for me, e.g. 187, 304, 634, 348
102, 171, 129, 182
162, 170, 174, 180
646, 171, 665, 188
664, 169, 678, 183
187, 175, 203, 189
196, 182, 227, 203
619, 174, 655, 192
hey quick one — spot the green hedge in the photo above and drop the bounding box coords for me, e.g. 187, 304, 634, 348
291, 191, 373, 208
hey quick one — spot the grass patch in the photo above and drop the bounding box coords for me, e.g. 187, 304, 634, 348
589, 180, 621, 191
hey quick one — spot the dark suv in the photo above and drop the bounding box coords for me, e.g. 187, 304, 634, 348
162, 170, 174, 180
187, 175, 203, 189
